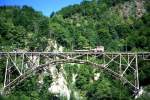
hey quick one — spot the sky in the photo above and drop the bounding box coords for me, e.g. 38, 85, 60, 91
0, 0, 83, 16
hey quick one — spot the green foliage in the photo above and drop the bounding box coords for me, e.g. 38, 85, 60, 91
139, 60, 150, 86
75, 65, 93, 90
0, 0, 150, 99
49, 0, 150, 51
0, 6, 50, 51
86, 77, 133, 100
137, 85, 150, 100
86, 78, 112, 99
3, 74, 53, 100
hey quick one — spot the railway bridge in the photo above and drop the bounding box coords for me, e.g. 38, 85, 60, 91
0, 51, 150, 95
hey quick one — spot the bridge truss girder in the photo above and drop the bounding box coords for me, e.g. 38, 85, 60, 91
0, 52, 149, 95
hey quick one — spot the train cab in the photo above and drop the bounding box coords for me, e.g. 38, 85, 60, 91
74, 46, 104, 53
90, 46, 104, 52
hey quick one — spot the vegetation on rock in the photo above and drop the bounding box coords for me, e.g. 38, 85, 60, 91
0, 0, 150, 99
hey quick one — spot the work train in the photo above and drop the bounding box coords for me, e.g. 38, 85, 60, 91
74, 46, 104, 52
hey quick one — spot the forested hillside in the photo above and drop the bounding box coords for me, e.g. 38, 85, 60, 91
0, 0, 150, 100
49, 0, 150, 51
0, 6, 50, 51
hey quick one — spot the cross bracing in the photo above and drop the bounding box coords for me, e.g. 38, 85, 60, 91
0, 52, 149, 95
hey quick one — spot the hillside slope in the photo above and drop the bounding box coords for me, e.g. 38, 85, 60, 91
50, 0, 149, 51
0, 0, 150, 100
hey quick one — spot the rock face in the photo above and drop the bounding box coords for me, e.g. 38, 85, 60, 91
48, 66, 70, 100
116, 0, 146, 19
44, 39, 71, 100
135, 0, 145, 18
135, 87, 144, 99
45, 39, 63, 52
94, 73, 100, 81
72, 73, 78, 84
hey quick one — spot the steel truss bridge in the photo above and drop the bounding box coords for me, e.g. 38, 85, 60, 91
0, 52, 150, 95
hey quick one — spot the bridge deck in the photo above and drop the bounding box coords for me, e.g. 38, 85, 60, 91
0, 52, 149, 55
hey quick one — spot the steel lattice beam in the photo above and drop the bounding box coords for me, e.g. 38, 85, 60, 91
0, 52, 149, 95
